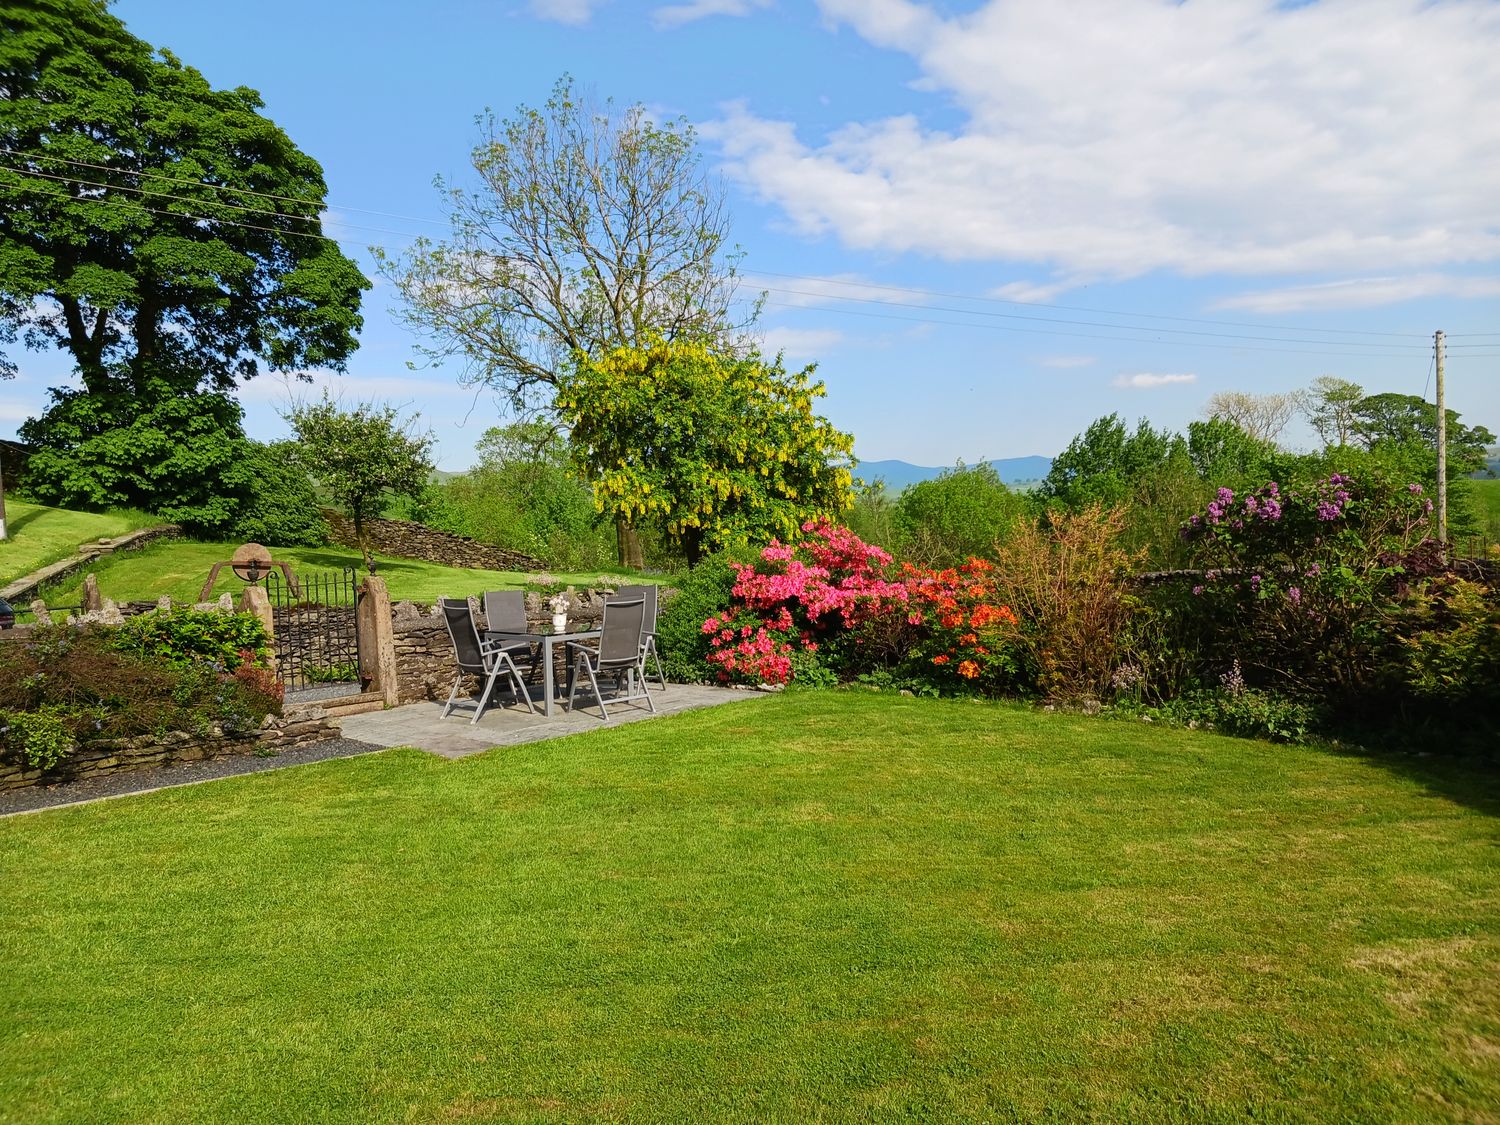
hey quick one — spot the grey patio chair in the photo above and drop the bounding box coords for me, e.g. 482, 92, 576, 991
565, 596, 656, 720
482, 590, 540, 679
612, 584, 667, 690
438, 597, 538, 724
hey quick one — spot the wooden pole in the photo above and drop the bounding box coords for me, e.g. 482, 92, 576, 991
1435, 329, 1447, 544
0, 451, 8, 541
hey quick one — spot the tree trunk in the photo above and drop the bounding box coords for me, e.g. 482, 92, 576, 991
615, 518, 644, 570
353, 508, 377, 574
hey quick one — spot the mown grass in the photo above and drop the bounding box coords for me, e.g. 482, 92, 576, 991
37, 537, 634, 607
1471, 478, 1500, 546
1, 692, 1496, 1122
0, 501, 157, 586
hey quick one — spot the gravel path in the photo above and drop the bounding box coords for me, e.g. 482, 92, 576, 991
0, 736, 387, 818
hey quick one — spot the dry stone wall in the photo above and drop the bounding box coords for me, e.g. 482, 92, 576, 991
0, 704, 339, 791
321, 509, 543, 572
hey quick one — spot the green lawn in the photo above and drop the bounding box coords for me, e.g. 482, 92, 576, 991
0, 501, 156, 586
2, 693, 1495, 1122
1470, 478, 1500, 546
37, 537, 630, 607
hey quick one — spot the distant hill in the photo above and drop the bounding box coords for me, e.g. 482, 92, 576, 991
854, 456, 1053, 493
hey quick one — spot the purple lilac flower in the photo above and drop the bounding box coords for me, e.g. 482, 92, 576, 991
1267, 482, 1279, 495
1192, 585, 1204, 596
1305, 563, 1321, 577
1244, 496, 1259, 514
1250, 574, 1262, 589
1424, 499, 1434, 514
1263, 498, 1282, 520
1407, 483, 1423, 495
1217, 487, 1234, 503
1287, 586, 1301, 605
1316, 502, 1341, 521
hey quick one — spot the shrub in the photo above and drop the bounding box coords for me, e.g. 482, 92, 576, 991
0, 706, 73, 770
900, 559, 1022, 694
989, 505, 1142, 699
230, 442, 329, 546
114, 608, 271, 670
1381, 576, 1500, 708
894, 461, 1024, 566
654, 551, 752, 683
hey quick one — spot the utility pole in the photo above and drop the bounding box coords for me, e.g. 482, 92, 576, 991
1435, 329, 1447, 545
0, 448, 7, 542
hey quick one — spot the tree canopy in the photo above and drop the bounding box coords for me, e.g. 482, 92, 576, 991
0, 0, 369, 393
1035, 414, 1184, 510
376, 75, 749, 412
557, 338, 854, 565
284, 395, 435, 573
1352, 393, 1495, 476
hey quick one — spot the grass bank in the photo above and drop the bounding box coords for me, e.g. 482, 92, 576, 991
36, 538, 634, 606
2, 692, 1495, 1121
0, 502, 156, 586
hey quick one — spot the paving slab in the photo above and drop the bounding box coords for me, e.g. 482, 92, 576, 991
340, 683, 756, 758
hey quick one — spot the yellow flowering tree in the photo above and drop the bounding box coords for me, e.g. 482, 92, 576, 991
558, 337, 855, 565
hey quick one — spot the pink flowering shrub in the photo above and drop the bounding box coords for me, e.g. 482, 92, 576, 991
702, 521, 909, 685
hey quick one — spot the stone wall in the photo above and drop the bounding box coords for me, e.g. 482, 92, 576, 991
391, 589, 622, 703
1, 524, 181, 604
0, 704, 340, 791
321, 509, 543, 573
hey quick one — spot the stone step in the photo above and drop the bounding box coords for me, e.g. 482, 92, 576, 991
317, 692, 385, 718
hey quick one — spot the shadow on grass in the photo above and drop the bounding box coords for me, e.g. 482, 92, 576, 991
1329, 720, 1500, 820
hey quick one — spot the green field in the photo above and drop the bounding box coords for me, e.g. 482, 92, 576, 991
1471, 478, 1500, 546
2, 692, 1495, 1122
0, 501, 157, 587
36, 537, 635, 607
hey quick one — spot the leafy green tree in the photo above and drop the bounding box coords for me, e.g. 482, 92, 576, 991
20, 383, 249, 532
895, 461, 1025, 566
1185, 417, 1275, 484
1351, 393, 1495, 476
0, 0, 368, 394
558, 337, 854, 566
1301, 376, 1365, 449
284, 395, 435, 572
1036, 414, 1184, 511
230, 441, 327, 547
375, 76, 753, 567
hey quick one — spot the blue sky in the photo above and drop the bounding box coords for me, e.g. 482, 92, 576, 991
5, 0, 1499, 469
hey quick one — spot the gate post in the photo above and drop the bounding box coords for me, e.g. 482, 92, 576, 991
357, 575, 398, 707
239, 586, 276, 672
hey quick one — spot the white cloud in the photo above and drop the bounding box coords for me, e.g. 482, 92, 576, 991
744, 271, 929, 310
527, 0, 604, 25
990, 280, 1077, 304
239, 372, 476, 410
1039, 355, 1095, 369
708, 1, 1500, 279
1215, 274, 1500, 313
1113, 372, 1198, 389
757, 326, 845, 360
652, 0, 771, 30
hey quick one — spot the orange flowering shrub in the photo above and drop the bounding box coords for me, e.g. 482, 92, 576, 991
901, 558, 1022, 692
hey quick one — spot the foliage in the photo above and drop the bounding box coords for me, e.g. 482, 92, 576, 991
1301, 376, 1364, 449
0, 705, 72, 769
1352, 392, 1495, 476
284, 394, 435, 572
1035, 414, 1182, 511
0, 623, 281, 768
1118, 682, 1319, 744
230, 441, 328, 547
0, 0, 367, 391
559, 337, 855, 565
415, 422, 613, 569
114, 608, 271, 670
1381, 577, 1500, 707
893, 461, 1025, 566
21, 384, 252, 534
990, 504, 1142, 699
1179, 468, 1435, 701
840, 478, 901, 557
653, 550, 751, 683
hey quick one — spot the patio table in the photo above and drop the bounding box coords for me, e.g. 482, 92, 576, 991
485, 623, 602, 718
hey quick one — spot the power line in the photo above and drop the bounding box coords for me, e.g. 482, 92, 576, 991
761, 298, 1500, 358
758, 283, 1434, 351
0, 145, 448, 227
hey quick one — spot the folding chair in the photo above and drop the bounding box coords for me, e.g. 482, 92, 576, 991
565, 597, 656, 720
612, 584, 667, 690
438, 597, 538, 723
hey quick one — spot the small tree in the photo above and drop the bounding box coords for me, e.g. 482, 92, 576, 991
894, 461, 1025, 566
284, 395, 435, 572
1301, 376, 1365, 449
558, 337, 854, 566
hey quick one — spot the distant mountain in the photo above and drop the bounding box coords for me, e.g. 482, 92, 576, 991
854, 456, 1054, 493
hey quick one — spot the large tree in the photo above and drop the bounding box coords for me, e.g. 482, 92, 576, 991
1351, 392, 1495, 476
1300, 376, 1364, 449
558, 338, 853, 566
1203, 390, 1299, 445
375, 76, 752, 566
0, 0, 368, 396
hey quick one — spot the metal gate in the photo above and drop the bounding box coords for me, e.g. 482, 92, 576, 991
263, 568, 361, 690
